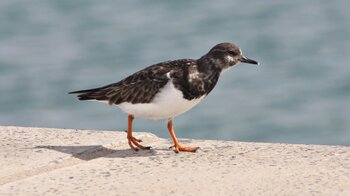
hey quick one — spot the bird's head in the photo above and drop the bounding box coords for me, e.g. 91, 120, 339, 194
199, 42, 259, 72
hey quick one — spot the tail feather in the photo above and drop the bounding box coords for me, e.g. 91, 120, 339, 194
69, 87, 102, 94
69, 87, 110, 101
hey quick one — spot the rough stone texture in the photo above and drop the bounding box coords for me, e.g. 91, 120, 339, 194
0, 126, 349, 195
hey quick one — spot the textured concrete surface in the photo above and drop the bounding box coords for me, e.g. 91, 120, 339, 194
1, 126, 350, 195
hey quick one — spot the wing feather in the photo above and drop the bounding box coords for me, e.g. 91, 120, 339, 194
69, 59, 197, 104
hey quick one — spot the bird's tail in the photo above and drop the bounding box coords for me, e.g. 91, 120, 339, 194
69, 87, 108, 101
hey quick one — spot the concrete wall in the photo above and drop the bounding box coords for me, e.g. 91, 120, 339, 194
1, 126, 349, 195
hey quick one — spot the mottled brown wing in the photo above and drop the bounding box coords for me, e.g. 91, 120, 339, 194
69, 60, 191, 104
105, 74, 170, 104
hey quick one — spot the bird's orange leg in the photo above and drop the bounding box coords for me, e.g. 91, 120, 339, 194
127, 115, 151, 151
167, 119, 199, 153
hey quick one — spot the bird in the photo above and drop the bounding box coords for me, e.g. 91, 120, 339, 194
69, 42, 259, 153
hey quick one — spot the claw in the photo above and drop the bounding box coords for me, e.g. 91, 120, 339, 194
127, 136, 151, 151
168, 145, 179, 153
132, 137, 143, 143
126, 115, 151, 151
167, 119, 200, 153
168, 144, 199, 153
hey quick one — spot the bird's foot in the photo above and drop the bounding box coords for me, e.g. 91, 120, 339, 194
169, 144, 199, 153
127, 136, 151, 151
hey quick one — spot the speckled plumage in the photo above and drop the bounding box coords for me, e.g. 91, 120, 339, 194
70, 42, 259, 152
69, 43, 258, 106
69, 59, 206, 104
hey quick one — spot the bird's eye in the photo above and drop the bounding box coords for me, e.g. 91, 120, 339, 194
227, 50, 237, 55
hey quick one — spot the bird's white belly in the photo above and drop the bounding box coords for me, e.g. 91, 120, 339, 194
117, 81, 204, 120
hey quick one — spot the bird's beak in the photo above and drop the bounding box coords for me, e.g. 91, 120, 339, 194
240, 56, 259, 65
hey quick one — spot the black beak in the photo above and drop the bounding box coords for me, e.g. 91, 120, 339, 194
240, 56, 259, 65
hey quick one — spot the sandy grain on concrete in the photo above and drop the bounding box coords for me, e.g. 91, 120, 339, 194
1, 126, 350, 195
0, 126, 158, 185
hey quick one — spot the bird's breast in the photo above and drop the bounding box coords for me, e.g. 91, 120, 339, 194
117, 80, 205, 120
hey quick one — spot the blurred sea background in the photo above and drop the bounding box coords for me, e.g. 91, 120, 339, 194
1, 0, 349, 145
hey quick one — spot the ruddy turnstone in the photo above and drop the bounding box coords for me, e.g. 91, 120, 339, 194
69, 42, 259, 153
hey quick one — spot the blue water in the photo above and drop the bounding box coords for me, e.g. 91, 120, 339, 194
1, 1, 349, 145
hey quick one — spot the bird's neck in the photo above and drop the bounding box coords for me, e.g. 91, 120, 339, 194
197, 55, 224, 74
176, 57, 221, 99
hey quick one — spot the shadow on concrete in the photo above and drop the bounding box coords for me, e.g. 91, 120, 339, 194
34, 145, 158, 160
